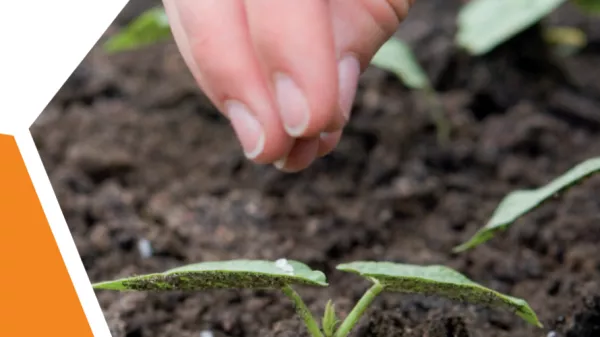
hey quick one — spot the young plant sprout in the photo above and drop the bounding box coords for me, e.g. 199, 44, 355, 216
455, 156, 600, 252
94, 259, 542, 337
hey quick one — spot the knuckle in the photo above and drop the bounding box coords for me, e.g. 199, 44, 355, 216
358, 0, 414, 36
385, 0, 413, 21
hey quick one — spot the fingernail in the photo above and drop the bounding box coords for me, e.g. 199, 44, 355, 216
274, 73, 310, 137
338, 55, 361, 120
274, 157, 287, 170
225, 100, 265, 159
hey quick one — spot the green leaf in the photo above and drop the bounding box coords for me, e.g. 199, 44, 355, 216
455, 157, 600, 252
573, 0, 600, 14
456, 0, 567, 55
370, 38, 430, 90
322, 300, 339, 337
337, 262, 542, 328
93, 259, 327, 291
104, 7, 171, 53
371, 38, 450, 143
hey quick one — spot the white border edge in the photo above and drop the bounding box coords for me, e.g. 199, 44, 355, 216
14, 130, 112, 337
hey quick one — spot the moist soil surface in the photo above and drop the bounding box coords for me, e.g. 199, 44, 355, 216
31, 1, 600, 336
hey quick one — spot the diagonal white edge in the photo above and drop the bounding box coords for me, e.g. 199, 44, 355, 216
2, 1, 133, 335
14, 131, 112, 337
0, 0, 130, 131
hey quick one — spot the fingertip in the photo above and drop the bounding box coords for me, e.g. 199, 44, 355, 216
251, 128, 295, 165
272, 138, 319, 172
273, 70, 343, 139
224, 101, 295, 165
317, 131, 342, 158
225, 100, 266, 160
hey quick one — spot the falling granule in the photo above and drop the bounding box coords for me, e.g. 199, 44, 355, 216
275, 258, 295, 275
158, 10, 169, 26
199, 330, 214, 337
137, 238, 153, 258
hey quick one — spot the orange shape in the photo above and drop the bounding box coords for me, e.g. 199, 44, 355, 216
0, 134, 94, 336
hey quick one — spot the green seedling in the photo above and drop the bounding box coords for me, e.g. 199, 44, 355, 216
94, 259, 541, 337
456, 0, 599, 56
370, 38, 450, 144
455, 157, 600, 252
371, 38, 430, 91
322, 300, 340, 337
456, 0, 565, 55
104, 7, 171, 53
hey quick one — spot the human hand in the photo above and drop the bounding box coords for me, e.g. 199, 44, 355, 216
163, 0, 415, 172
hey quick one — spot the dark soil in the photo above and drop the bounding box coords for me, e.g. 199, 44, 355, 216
31, 0, 600, 336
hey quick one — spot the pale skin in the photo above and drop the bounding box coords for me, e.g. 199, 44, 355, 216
163, 0, 416, 172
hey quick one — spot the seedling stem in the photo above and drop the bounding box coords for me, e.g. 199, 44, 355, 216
282, 285, 324, 337
334, 280, 384, 337
283, 281, 384, 337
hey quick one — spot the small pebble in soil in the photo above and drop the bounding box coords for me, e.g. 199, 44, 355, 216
137, 238, 153, 258
199, 330, 214, 337
547, 331, 558, 337
275, 258, 295, 275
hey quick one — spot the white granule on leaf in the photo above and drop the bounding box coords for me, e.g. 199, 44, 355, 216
275, 258, 294, 275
